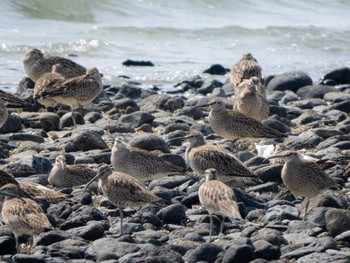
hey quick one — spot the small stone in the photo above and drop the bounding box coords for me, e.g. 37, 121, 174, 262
129, 134, 170, 153
184, 243, 222, 263
203, 64, 227, 75
325, 208, 350, 237
157, 204, 187, 225
118, 111, 155, 128
122, 59, 154, 67
72, 130, 108, 151
222, 244, 255, 263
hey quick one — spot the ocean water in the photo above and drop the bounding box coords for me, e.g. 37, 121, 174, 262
1, 0, 350, 92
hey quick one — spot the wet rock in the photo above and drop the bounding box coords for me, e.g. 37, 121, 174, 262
203, 64, 227, 75
0, 235, 16, 255
72, 130, 108, 151
0, 114, 22, 133
46, 239, 88, 259
262, 119, 291, 134
11, 254, 47, 263
162, 123, 190, 135
184, 243, 222, 263
157, 204, 187, 225
255, 164, 283, 183
262, 204, 299, 222
222, 244, 255, 263
20, 112, 60, 131
197, 79, 223, 95
9, 133, 45, 143
251, 228, 287, 246
321, 67, 350, 84
253, 239, 281, 260
328, 100, 350, 114
6, 155, 52, 177
282, 131, 323, 150
129, 134, 170, 153
164, 97, 185, 112
247, 182, 279, 193
325, 208, 350, 237
122, 59, 154, 67
116, 83, 142, 99
113, 98, 140, 112
60, 112, 85, 128
266, 71, 312, 92
118, 111, 155, 128
36, 229, 80, 246
296, 85, 337, 99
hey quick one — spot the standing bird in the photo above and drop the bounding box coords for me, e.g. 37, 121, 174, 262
199, 168, 242, 242
23, 48, 86, 82
234, 77, 269, 121
48, 155, 97, 188
196, 98, 286, 141
268, 151, 335, 219
230, 53, 262, 88
38, 67, 103, 127
0, 183, 53, 253
0, 98, 8, 128
33, 63, 65, 108
167, 131, 260, 186
84, 164, 166, 235
111, 138, 185, 182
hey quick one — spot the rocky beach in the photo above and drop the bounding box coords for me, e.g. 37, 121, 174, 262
0, 61, 350, 263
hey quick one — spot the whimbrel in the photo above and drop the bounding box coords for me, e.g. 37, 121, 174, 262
0, 183, 53, 253
19, 182, 69, 203
38, 67, 103, 127
111, 138, 185, 182
199, 168, 242, 242
0, 99, 8, 128
48, 155, 97, 188
33, 63, 65, 108
85, 164, 166, 235
197, 98, 286, 141
23, 48, 86, 82
230, 53, 262, 88
268, 151, 335, 219
234, 77, 269, 121
167, 131, 261, 186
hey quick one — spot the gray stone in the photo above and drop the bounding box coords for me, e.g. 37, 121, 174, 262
253, 239, 281, 260
326, 208, 350, 237
296, 85, 337, 99
0, 114, 22, 133
251, 228, 287, 246
255, 164, 283, 183
72, 130, 108, 151
118, 111, 155, 128
221, 244, 255, 263
321, 67, 350, 85
262, 205, 300, 222
184, 243, 222, 263
20, 112, 60, 131
6, 155, 52, 177
129, 134, 170, 153
157, 204, 187, 225
266, 71, 312, 92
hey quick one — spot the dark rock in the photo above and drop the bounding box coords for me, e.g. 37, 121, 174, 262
157, 204, 187, 225
72, 130, 108, 151
46, 239, 88, 259
262, 119, 290, 134
6, 155, 52, 177
113, 98, 140, 112
262, 205, 300, 222
282, 131, 323, 150
60, 112, 85, 128
253, 239, 281, 260
77, 221, 106, 241
328, 100, 350, 114
0, 235, 16, 255
8, 133, 45, 143
138, 94, 171, 111
135, 123, 153, 133
322, 67, 350, 84
269, 105, 287, 117
255, 164, 283, 183
251, 228, 287, 246
85, 239, 140, 260
233, 188, 267, 209
296, 85, 337, 99
306, 207, 332, 229
197, 79, 223, 95
266, 71, 313, 92
222, 244, 255, 263
203, 64, 227, 75
118, 111, 155, 128
20, 112, 60, 131
12, 254, 46, 263
325, 208, 350, 237
247, 182, 278, 193
162, 123, 190, 135
159, 153, 187, 170
122, 59, 154, 67
149, 176, 194, 190
129, 134, 170, 153
164, 97, 185, 112
296, 251, 350, 263
116, 83, 142, 99
36, 229, 79, 246
175, 106, 204, 120
181, 191, 199, 208
0, 114, 22, 133
324, 91, 350, 103
60, 206, 107, 230
212, 87, 226, 97
184, 243, 222, 263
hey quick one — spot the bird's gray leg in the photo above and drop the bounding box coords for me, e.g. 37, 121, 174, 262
208, 212, 213, 243
119, 206, 124, 236
219, 216, 225, 240
71, 106, 77, 128
303, 198, 310, 220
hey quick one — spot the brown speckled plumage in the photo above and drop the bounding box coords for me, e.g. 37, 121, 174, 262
0, 99, 8, 128
205, 98, 286, 140
0, 183, 53, 253
230, 53, 262, 88
269, 151, 335, 219
0, 90, 28, 109
33, 64, 65, 107
23, 48, 86, 82
85, 164, 165, 235
111, 138, 185, 182
48, 155, 96, 188
19, 182, 69, 203
170, 131, 260, 186
199, 169, 242, 242
234, 77, 269, 121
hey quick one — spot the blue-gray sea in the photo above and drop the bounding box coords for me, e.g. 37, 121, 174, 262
1, 0, 350, 92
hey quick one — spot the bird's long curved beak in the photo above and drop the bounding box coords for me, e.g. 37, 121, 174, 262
166, 136, 187, 144
267, 154, 286, 160
84, 174, 99, 193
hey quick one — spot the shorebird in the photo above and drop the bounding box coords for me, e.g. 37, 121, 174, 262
111, 138, 186, 182
234, 77, 269, 121
33, 63, 65, 108
0, 183, 53, 253
0, 98, 8, 128
19, 182, 69, 203
48, 155, 97, 188
199, 168, 242, 242
23, 48, 86, 82
196, 98, 286, 141
85, 164, 166, 235
38, 67, 103, 127
268, 151, 335, 219
230, 53, 262, 88
167, 131, 260, 186
0, 90, 28, 109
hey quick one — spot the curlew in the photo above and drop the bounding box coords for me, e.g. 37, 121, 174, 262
234, 76, 269, 121
111, 138, 185, 182
268, 151, 335, 219
33, 63, 65, 108
38, 67, 103, 127
199, 168, 242, 242
0, 183, 53, 253
19, 182, 69, 203
167, 131, 261, 186
0, 99, 8, 128
84, 164, 166, 235
48, 155, 97, 188
230, 53, 262, 88
196, 98, 286, 141
23, 48, 86, 82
